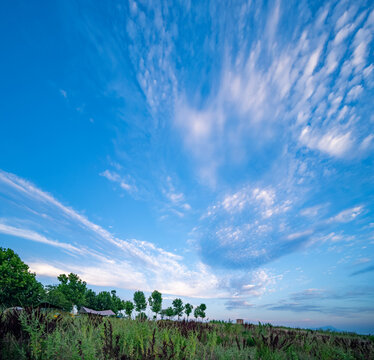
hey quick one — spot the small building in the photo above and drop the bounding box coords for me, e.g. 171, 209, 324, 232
79, 306, 115, 316
236, 319, 244, 324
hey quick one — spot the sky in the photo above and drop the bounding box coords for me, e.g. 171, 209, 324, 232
0, 0, 373, 334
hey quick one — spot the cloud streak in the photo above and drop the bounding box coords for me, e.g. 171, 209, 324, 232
0, 169, 221, 298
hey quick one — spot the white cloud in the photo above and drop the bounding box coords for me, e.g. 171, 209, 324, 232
300, 204, 326, 217
346, 85, 363, 101
162, 176, 191, 214
0, 222, 83, 255
360, 134, 374, 151
0, 170, 224, 298
227, 269, 283, 308
299, 127, 353, 157
100, 169, 134, 192
59, 89, 67, 98
305, 47, 322, 76
328, 206, 363, 223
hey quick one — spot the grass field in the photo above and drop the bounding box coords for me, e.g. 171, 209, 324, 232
1, 308, 373, 359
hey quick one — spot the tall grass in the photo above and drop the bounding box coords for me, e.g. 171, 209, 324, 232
0, 308, 373, 359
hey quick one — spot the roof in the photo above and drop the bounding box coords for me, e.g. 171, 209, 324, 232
79, 306, 115, 316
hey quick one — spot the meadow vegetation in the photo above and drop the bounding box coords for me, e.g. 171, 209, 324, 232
0, 308, 373, 360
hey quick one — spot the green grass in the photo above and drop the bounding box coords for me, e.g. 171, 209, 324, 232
0, 308, 373, 359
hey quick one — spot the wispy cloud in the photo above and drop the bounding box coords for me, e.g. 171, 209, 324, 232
59, 89, 67, 98
0, 169, 221, 297
327, 206, 364, 223
225, 300, 253, 311
123, 1, 373, 186
0, 223, 83, 255
162, 176, 191, 216
100, 169, 134, 192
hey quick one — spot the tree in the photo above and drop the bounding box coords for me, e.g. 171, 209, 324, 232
0, 247, 45, 307
133, 291, 146, 316
110, 290, 125, 314
172, 298, 184, 320
148, 290, 162, 319
44, 285, 71, 311
160, 309, 167, 320
85, 289, 98, 310
165, 306, 174, 320
56, 273, 87, 310
199, 303, 207, 321
84, 289, 125, 314
124, 300, 134, 318
184, 303, 193, 321
193, 304, 207, 322
194, 306, 200, 321
96, 291, 112, 311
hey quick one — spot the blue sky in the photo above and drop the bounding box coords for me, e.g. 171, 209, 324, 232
0, 0, 373, 333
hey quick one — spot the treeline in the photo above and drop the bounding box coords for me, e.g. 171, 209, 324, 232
0, 247, 206, 320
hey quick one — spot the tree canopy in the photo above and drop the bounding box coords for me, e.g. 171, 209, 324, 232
172, 298, 184, 320
133, 290, 147, 314
185, 303, 193, 320
193, 304, 207, 321
124, 300, 134, 318
148, 290, 162, 319
0, 247, 44, 307
45, 273, 87, 311
165, 307, 175, 319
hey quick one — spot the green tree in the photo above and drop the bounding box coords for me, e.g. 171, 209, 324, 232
84, 289, 124, 314
148, 290, 162, 319
133, 290, 146, 316
44, 273, 87, 311
172, 298, 184, 320
44, 285, 71, 311
184, 303, 193, 321
124, 300, 134, 318
192, 304, 207, 321
165, 306, 174, 320
85, 289, 98, 309
96, 291, 112, 311
0, 247, 44, 307
160, 309, 167, 320
56, 273, 87, 309
110, 290, 125, 313
199, 303, 207, 321
194, 306, 200, 321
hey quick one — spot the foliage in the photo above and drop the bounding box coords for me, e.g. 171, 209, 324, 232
1, 310, 373, 359
44, 285, 72, 311
0, 247, 44, 307
124, 301, 134, 318
193, 304, 207, 321
172, 298, 184, 320
133, 291, 147, 315
148, 290, 162, 319
44, 273, 87, 311
199, 303, 207, 320
194, 306, 200, 320
165, 307, 175, 319
85, 288, 98, 309
185, 303, 193, 320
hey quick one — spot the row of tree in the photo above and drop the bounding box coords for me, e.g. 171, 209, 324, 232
123, 290, 207, 321
0, 247, 207, 320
